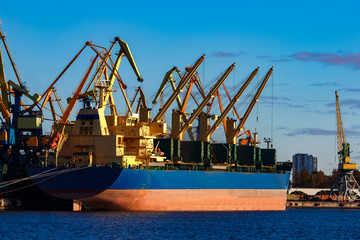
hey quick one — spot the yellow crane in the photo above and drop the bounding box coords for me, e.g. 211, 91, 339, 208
0, 25, 22, 86
0, 26, 23, 117
152, 66, 205, 141
152, 67, 180, 105
329, 91, 359, 202
335, 91, 356, 170
152, 55, 205, 123
226, 67, 273, 144
99, 37, 143, 115
0, 25, 41, 124
48, 37, 143, 150
60, 55, 99, 124
199, 67, 259, 142
173, 63, 236, 140
0, 43, 10, 122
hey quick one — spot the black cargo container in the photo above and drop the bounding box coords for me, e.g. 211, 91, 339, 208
237, 145, 257, 166
180, 141, 210, 164
153, 138, 181, 161
210, 143, 236, 164
261, 149, 276, 166
276, 161, 292, 171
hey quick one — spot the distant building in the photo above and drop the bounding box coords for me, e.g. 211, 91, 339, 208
292, 153, 317, 173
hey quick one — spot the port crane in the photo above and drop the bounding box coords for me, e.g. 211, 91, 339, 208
152, 63, 257, 143
0, 44, 11, 123
44, 37, 143, 151
152, 66, 204, 141
202, 67, 271, 146
152, 55, 205, 123
205, 78, 259, 146
226, 67, 273, 144
0, 24, 49, 180
173, 63, 236, 140
199, 67, 259, 142
152, 65, 270, 164
329, 91, 360, 202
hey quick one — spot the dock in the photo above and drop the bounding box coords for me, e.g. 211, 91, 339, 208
287, 201, 360, 209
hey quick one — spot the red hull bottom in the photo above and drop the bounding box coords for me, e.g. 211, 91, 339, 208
80, 189, 287, 211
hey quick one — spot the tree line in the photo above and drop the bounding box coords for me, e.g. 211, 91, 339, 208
291, 169, 360, 188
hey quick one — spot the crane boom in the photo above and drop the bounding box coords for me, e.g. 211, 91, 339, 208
0, 43, 10, 111
81, 39, 118, 98
179, 80, 194, 113
8, 80, 41, 102
25, 42, 89, 114
153, 67, 196, 140
60, 55, 98, 124
335, 90, 353, 166
0, 27, 22, 86
77, 38, 141, 115
203, 67, 259, 141
152, 67, 202, 110
178, 62, 236, 137
152, 55, 205, 122
127, 87, 147, 115
115, 37, 143, 82
138, 87, 147, 108
336, 90, 347, 163
0, 96, 10, 120
101, 37, 144, 113
135, 87, 147, 113
152, 67, 178, 105
101, 48, 124, 109
229, 67, 273, 144
41, 88, 54, 111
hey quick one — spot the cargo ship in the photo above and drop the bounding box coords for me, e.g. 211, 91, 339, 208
27, 92, 290, 211
0, 34, 290, 211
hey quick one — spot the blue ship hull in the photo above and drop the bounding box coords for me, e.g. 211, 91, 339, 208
27, 168, 290, 211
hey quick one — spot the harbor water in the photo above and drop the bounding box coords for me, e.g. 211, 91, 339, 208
0, 209, 359, 239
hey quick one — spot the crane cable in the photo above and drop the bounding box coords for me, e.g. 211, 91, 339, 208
232, 65, 236, 117
203, 57, 205, 86
256, 72, 259, 123
271, 71, 274, 143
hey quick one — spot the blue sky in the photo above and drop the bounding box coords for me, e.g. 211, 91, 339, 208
1, 0, 360, 174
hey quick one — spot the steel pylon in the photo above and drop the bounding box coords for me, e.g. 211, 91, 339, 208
329, 170, 360, 202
